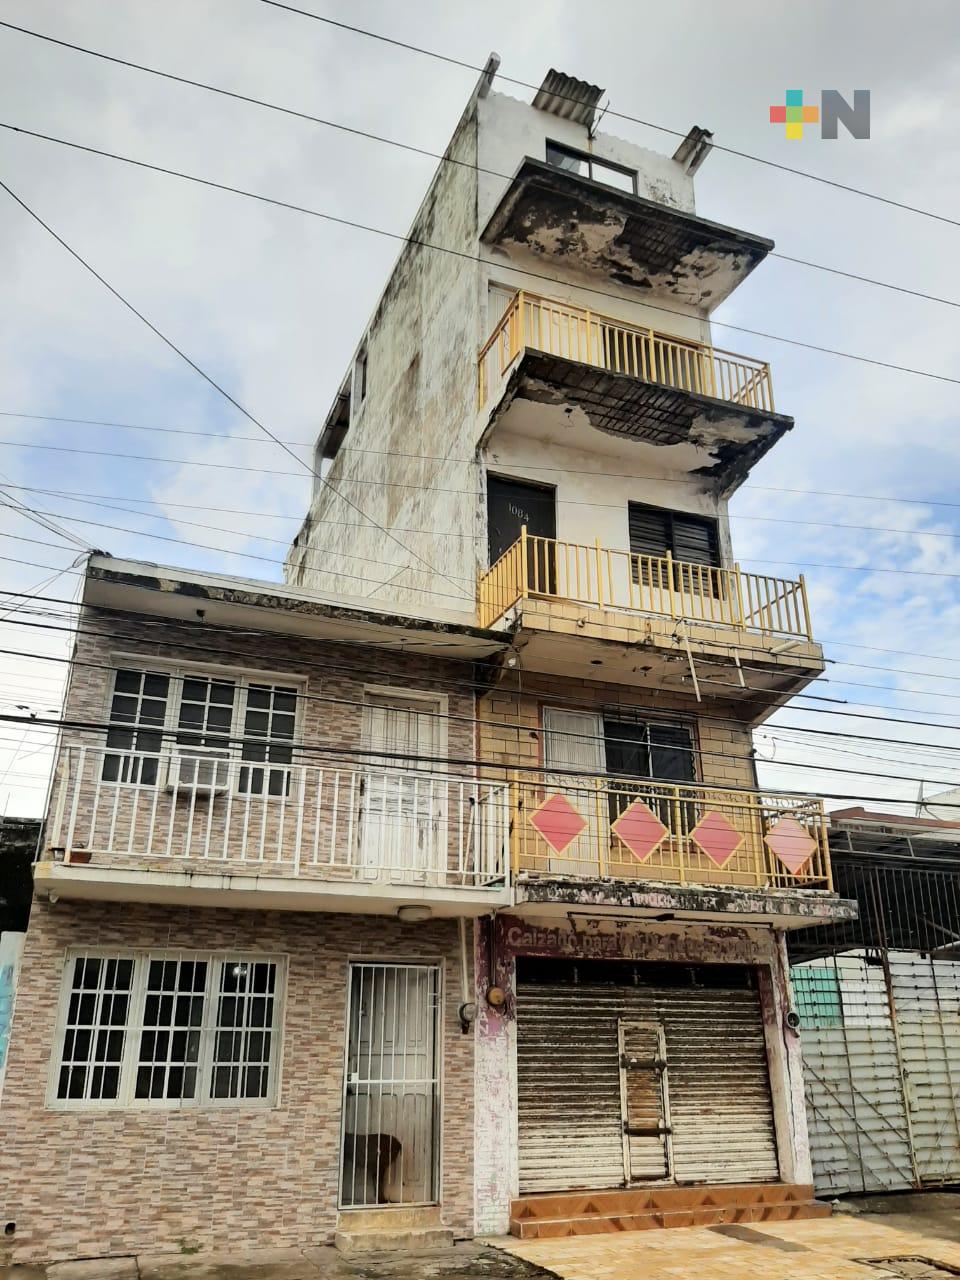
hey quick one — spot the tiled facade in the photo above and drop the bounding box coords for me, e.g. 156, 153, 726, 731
1, 900, 474, 1263
477, 671, 757, 791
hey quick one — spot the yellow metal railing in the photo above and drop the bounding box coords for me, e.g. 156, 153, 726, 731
478, 528, 813, 638
510, 772, 831, 891
478, 290, 775, 412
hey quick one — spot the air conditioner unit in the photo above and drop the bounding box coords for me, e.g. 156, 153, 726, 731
165, 748, 231, 793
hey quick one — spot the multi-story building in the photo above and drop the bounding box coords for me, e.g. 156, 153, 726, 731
1, 65, 856, 1264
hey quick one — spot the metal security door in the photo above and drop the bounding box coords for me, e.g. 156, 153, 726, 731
619, 1020, 672, 1181
340, 963, 441, 1208
359, 694, 445, 882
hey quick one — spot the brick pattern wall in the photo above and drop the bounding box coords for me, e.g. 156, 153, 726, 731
46, 611, 478, 878
1, 900, 474, 1263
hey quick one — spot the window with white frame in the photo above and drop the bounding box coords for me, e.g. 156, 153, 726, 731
102, 666, 300, 795
51, 951, 283, 1107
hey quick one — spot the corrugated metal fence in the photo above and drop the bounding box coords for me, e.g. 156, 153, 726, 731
789, 848, 960, 1196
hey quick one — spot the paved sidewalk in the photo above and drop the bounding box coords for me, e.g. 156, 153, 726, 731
495, 1209, 960, 1280
0, 1243, 551, 1280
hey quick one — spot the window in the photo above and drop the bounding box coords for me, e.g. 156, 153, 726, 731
354, 348, 368, 405
51, 952, 284, 1108
628, 502, 721, 595
103, 669, 170, 785
240, 684, 297, 796
100, 666, 301, 794
545, 141, 637, 194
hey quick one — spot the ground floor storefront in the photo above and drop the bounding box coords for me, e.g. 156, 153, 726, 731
0, 900, 475, 1263
474, 914, 813, 1236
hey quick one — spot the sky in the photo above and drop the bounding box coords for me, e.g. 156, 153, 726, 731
2, 0, 960, 818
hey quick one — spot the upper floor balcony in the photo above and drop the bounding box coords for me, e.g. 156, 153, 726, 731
477, 527, 822, 709
481, 157, 774, 311
509, 766, 849, 926
477, 291, 791, 490
38, 744, 512, 917
35, 745, 849, 929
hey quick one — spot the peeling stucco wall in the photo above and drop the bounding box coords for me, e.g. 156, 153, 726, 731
285, 95, 484, 612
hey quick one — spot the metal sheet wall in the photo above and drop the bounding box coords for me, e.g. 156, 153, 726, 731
795, 951, 960, 1196
516, 976, 779, 1193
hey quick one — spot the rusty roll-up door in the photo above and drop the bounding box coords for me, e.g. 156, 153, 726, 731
517, 971, 779, 1193
516, 984, 626, 1193
663, 985, 779, 1184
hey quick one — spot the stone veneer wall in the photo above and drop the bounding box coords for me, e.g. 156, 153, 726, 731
0, 901, 474, 1264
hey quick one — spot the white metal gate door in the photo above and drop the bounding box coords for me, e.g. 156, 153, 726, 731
890, 953, 960, 1185
795, 953, 916, 1196
340, 963, 441, 1208
618, 1020, 672, 1182
359, 694, 446, 882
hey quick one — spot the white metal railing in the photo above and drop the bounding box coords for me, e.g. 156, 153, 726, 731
47, 745, 510, 889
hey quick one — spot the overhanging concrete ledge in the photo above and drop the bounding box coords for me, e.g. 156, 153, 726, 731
34, 861, 512, 918
514, 875, 857, 929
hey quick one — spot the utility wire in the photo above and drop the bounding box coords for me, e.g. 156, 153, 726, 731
7, 482, 960, 589
13, 591, 960, 747
6, 417, 960, 526
255, 1, 960, 231
2, 122, 959, 388
0, 40, 955, 314
6, 706, 960, 811
0, 176, 473, 604
8, 467, 960, 554
11, 558, 960, 732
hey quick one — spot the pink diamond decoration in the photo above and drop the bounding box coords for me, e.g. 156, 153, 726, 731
690, 810, 744, 868
611, 801, 669, 862
765, 816, 817, 875
529, 793, 588, 854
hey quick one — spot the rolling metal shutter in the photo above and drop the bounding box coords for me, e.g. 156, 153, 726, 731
516, 976, 779, 1193
516, 984, 625, 1192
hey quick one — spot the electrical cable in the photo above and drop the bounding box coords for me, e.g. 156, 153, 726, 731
2, 121, 958, 387
0, 176, 474, 605
6, 13, 957, 234
255, 1, 960, 231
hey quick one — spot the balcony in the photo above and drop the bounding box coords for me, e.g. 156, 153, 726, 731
478, 530, 822, 705
479, 530, 812, 637
477, 292, 791, 487
37, 746, 512, 916
507, 771, 848, 926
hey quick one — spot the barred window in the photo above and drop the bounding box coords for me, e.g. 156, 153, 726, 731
51, 952, 284, 1108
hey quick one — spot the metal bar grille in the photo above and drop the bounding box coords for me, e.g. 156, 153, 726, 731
340, 962, 441, 1208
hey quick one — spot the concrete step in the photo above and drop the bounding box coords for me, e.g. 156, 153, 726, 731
334, 1227, 455, 1254
509, 1183, 831, 1239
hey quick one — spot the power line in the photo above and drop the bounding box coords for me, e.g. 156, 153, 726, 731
7, 473, 960, 588
0, 493, 479, 589
255, 2, 960, 231
6, 431, 960, 550
10, 561, 960, 732
0, 38, 954, 317
0, 176, 474, 605
5, 705, 960, 811
8, 602, 960, 772
3, 122, 959, 389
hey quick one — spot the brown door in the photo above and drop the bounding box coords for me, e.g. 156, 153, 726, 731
619, 1020, 672, 1182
